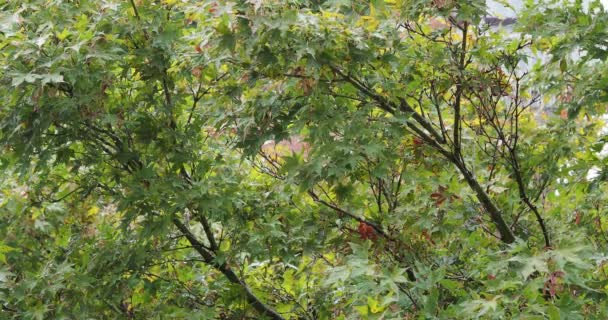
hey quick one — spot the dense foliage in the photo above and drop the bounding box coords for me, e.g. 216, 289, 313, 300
2, 0, 608, 318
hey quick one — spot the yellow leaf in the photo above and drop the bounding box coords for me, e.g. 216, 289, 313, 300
56, 28, 71, 41
358, 16, 379, 32
321, 10, 344, 20
367, 296, 385, 313
87, 206, 100, 216
354, 304, 368, 316
220, 239, 231, 251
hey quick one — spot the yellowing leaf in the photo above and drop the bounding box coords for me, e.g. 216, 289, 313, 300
354, 304, 368, 316
87, 206, 100, 216
367, 296, 385, 313
56, 28, 71, 41
357, 16, 379, 32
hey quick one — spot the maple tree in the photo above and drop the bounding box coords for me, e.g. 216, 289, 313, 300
1, 0, 608, 319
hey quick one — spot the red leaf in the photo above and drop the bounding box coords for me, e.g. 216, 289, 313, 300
574, 211, 582, 225
358, 222, 377, 241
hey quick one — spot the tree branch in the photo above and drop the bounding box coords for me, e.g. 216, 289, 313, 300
329, 65, 515, 243
453, 22, 468, 161
172, 217, 285, 320
308, 189, 389, 239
